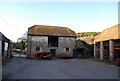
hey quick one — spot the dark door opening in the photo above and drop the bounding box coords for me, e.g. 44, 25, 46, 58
103, 46, 109, 60
77, 48, 84, 57
50, 49, 56, 57
73, 48, 84, 57
48, 36, 58, 47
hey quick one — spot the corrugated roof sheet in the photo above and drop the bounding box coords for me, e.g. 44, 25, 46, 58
28, 25, 76, 37
94, 24, 120, 42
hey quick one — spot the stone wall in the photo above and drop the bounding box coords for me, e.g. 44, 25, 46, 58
27, 36, 48, 55
57, 37, 75, 56
27, 35, 76, 56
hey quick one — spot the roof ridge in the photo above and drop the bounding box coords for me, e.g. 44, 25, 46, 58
34, 25, 68, 28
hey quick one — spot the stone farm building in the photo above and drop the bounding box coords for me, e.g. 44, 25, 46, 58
27, 25, 76, 57
0, 32, 12, 59
94, 24, 120, 61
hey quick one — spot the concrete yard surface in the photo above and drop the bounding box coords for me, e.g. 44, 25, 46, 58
2, 58, 119, 79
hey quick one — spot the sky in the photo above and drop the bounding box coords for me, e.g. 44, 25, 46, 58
0, 1, 118, 42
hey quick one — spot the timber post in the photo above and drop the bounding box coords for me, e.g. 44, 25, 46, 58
100, 41, 104, 60
109, 40, 114, 61
94, 42, 97, 58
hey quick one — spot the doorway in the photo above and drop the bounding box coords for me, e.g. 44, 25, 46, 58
48, 36, 58, 47
50, 49, 56, 56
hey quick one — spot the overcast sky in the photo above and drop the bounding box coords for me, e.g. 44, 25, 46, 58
0, 0, 118, 42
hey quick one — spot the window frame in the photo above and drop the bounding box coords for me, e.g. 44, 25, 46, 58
64, 47, 70, 52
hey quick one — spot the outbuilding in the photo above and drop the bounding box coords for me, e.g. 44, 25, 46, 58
0, 32, 12, 59
74, 39, 93, 58
94, 24, 120, 61
27, 25, 76, 57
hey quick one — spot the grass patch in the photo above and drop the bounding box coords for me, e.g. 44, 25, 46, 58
94, 58, 116, 65
103, 60, 116, 65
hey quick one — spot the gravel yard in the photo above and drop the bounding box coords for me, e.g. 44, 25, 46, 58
2, 58, 119, 79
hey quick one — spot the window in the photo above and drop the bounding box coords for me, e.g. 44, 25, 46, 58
65, 48, 70, 52
36, 47, 40, 51
48, 36, 58, 47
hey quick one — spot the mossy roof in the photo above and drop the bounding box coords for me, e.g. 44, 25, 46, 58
94, 24, 120, 42
77, 35, 98, 44
28, 25, 76, 37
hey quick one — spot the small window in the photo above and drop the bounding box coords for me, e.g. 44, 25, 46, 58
65, 48, 70, 52
36, 47, 40, 51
